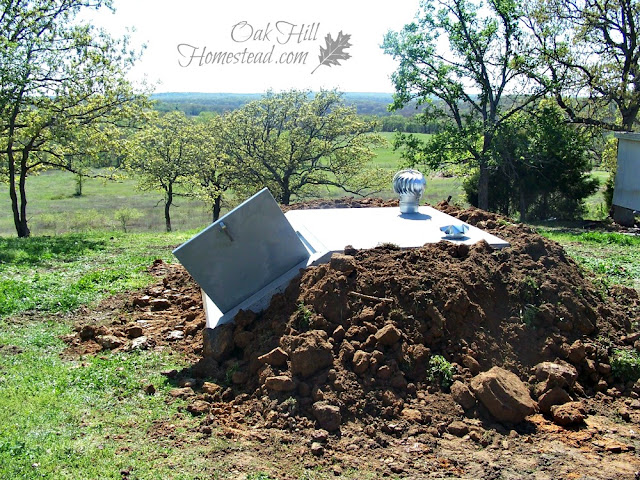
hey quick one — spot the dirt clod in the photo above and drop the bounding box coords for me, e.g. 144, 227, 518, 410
312, 402, 342, 431
551, 401, 586, 426
471, 367, 537, 424
451, 381, 476, 410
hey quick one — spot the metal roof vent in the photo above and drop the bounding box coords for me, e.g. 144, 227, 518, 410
393, 169, 426, 214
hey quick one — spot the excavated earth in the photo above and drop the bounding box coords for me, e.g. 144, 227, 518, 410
64, 200, 640, 479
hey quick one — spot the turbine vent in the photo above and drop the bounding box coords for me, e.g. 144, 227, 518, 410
392, 169, 426, 214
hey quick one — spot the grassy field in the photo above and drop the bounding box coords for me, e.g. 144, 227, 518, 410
0, 132, 466, 237
0, 171, 214, 236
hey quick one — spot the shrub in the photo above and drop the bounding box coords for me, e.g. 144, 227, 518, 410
464, 104, 599, 221
114, 207, 143, 233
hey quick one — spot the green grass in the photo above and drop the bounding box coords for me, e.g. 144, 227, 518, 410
372, 132, 466, 205
0, 318, 225, 479
0, 231, 244, 479
611, 348, 640, 382
583, 169, 611, 220
0, 232, 194, 319
539, 230, 640, 291
0, 170, 214, 236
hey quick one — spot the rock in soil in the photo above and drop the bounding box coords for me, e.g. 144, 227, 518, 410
187, 400, 210, 416
312, 402, 342, 431
535, 361, 578, 389
538, 386, 572, 413
258, 347, 289, 367
310, 442, 324, 456
285, 330, 334, 378
202, 323, 234, 362
169, 387, 195, 399
551, 401, 586, 426
471, 367, 537, 424
451, 381, 476, 410
96, 335, 124, 350
447, 420, 469, 437
265, 375, 296, 392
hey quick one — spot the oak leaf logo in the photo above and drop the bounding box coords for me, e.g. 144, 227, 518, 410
311, 31, 352, 74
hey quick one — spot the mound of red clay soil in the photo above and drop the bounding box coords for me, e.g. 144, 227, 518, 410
64, 200, 640, 469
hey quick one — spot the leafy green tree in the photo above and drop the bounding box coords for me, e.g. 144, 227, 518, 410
526, 0, 640, 131
382, 0, 547, 210
220, 89, 387, 205
128, 111, 202, 232
463, 103, 599, 220
190, 115, 235, 222
0, 0, 145, 237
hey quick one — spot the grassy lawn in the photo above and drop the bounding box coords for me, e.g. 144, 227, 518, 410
0, 231, 233, 479
539, 230, 640, 292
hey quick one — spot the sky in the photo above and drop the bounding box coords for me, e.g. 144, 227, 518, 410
83, 0, 422, 94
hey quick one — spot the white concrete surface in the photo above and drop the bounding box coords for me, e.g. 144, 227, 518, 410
285, 206, 510, 251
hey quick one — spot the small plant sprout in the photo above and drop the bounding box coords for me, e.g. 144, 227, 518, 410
428, 355, 454, 389
611, 349, 640, 382
296, 303, 313, 331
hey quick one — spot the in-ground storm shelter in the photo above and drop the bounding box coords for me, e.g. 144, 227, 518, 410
173, 171, 509, 333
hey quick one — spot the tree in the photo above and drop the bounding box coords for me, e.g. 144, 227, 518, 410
463, 103, 599, 220
526, 0, 640, 131
129, 111, 201, 232
382, 0, 547, 210
0, 0, 145, 237
189, 115, 235, 222
220, 89, 387, 205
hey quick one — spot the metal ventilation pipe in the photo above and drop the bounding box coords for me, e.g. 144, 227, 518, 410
393, 169, 426, 214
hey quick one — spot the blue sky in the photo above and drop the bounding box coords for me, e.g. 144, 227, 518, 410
84, 0, 421, 93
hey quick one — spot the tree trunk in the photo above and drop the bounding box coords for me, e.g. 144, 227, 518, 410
477, 161, 489, 211
75, 173, 83, 196
281, 189, 291, 206
8, 149, 31, 238
213, 195, 222, 222
165, 185, 173, 233
19, 157, 30, 237
519, 189, 527, 222
622, 106, 640, 132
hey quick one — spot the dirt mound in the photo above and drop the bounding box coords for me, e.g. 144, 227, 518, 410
63, 259, 206, 362
281, 196, 398, 212
63, 200, 640, 469
191, 203, 637, 430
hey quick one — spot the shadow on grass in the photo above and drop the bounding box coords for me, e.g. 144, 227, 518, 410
0, 235, 108, 266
